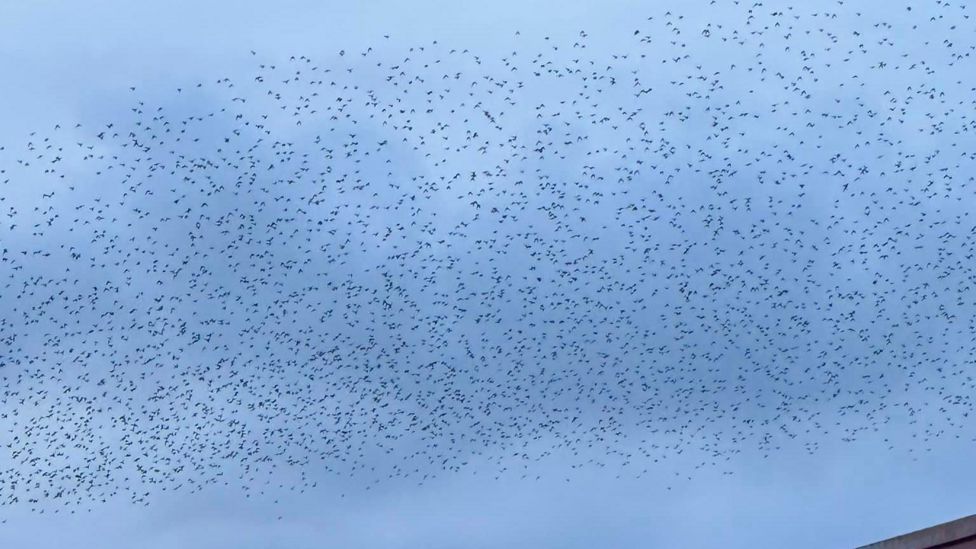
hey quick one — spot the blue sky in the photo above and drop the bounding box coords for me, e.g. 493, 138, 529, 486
1, 0, 975, 547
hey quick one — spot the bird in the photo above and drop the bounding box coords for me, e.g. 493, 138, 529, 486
0, 0, 974, 514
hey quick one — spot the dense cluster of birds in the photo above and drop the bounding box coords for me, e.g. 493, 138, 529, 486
1, 0, 975, 512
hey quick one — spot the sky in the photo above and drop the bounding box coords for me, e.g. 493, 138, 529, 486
1, 0, 975, 547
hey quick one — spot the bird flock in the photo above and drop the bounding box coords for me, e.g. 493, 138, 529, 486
2, 0, 976, 512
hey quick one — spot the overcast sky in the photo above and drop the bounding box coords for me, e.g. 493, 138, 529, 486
1, 1, 975, 547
